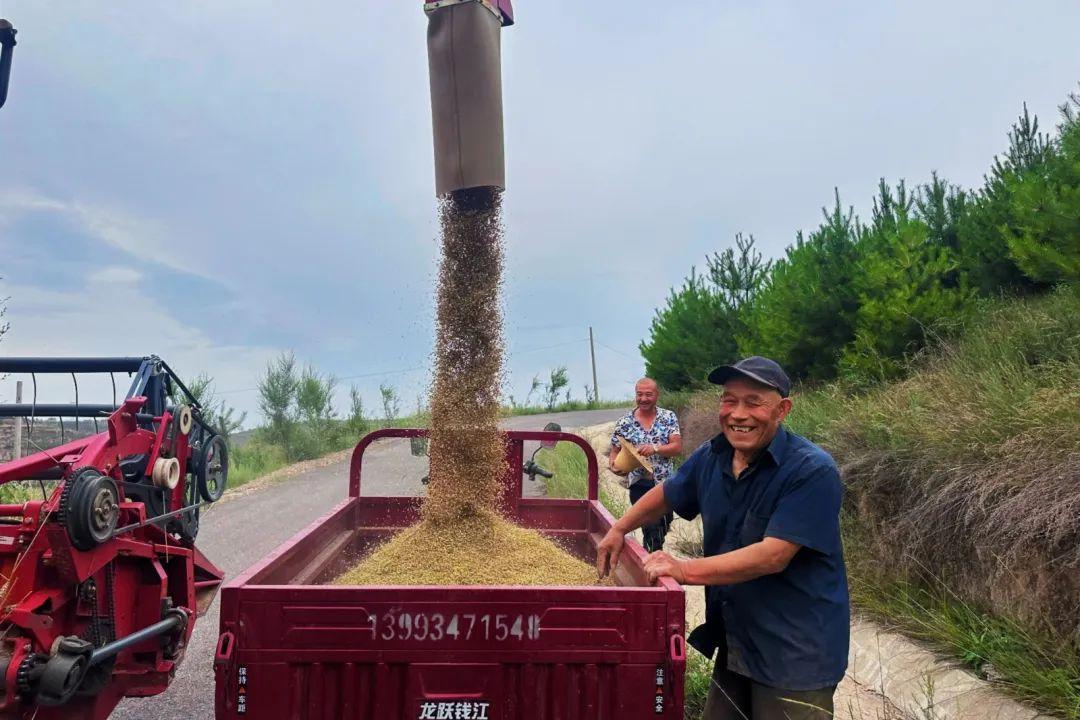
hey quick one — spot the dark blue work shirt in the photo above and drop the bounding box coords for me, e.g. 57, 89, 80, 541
663, 426, 849, 691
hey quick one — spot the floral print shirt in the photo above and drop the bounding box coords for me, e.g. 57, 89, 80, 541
610, 407, 681, 485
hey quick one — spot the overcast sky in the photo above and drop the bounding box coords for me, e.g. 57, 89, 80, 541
1, 1, 1078, 424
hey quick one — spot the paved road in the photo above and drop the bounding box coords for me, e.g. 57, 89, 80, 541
112, 408, 624, 719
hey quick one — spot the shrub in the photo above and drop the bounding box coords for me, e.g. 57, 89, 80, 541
542, 367, 569, 411
229, 441, 288, 488
258, 352, 300, 455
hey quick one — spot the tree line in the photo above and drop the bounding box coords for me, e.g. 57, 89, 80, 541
256, 352, 411, 461
641, 87, 1080, 388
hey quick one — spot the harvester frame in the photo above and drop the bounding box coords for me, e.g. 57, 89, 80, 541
0, 356, 225, 719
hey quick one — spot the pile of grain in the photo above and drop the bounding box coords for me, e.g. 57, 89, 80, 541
335, 508, 597, 586
334, 188, 600, 587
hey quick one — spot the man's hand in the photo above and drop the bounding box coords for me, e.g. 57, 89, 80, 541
596, 527, 626, 578
643, 551, 688, 583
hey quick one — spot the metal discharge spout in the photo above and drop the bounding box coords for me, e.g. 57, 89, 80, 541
424, 0, 514, 203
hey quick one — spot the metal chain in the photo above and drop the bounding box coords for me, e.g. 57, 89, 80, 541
103, 562, 117, 645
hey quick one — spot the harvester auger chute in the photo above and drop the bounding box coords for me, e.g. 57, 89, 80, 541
425, 0, 513, 212
0, 356, 225, 719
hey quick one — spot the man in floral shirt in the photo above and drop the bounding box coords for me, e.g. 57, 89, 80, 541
608, 378, 682, 552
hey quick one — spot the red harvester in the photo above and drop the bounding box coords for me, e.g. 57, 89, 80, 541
0, 357, 225, 719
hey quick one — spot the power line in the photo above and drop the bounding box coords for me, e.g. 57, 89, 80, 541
507, 338, 587, 355
597, 341, 641, 361
509, 323, 583, 332
213, 339, 591, 396
216, 364, 427, 395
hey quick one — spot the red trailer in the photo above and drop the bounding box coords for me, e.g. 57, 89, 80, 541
215, 428, 686, 719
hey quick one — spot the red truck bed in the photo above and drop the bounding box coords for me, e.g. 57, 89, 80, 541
214, 429, 686, 719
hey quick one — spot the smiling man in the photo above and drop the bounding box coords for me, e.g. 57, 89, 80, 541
607, 378, 683, 552
596, 356, 849, 720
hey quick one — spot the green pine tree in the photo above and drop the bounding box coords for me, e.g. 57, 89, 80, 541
740, 191, 862, 382
1004, 89, 1080, 285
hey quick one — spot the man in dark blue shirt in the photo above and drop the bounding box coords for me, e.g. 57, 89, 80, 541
596, 357, 849, 720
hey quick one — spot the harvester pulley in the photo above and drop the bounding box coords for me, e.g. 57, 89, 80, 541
196, 435, 228, 502
176, 404, 194, 436
61, 469, 121, 552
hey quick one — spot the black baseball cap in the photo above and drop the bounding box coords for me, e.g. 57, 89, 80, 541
707, 356, 792, 398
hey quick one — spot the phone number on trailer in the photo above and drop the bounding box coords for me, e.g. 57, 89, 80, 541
370, 612, 542, 643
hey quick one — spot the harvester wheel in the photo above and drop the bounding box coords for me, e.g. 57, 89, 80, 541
64, 472, 120, 551
196, 435, 228, 502
56, 467, 101, 527
175, 476, 200, 543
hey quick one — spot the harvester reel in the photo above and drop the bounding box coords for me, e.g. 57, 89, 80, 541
61, 468, 120, 551
196, 435, 228, 502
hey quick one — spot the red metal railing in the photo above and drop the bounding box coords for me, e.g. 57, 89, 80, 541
348, 428, 598, 501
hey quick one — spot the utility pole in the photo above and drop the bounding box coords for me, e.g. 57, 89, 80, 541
588, 327, 599, 405
12, 380, 22, 458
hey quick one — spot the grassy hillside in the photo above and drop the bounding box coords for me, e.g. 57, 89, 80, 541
679, 286, 1080, 716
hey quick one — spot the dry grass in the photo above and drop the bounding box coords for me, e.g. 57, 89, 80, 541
668, 516, 705, 559
677, 387, 723, 455
798, 288, 1080, 648
784, 287, 1080, 715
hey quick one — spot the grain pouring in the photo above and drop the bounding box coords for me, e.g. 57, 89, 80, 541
334, 190, 600, 587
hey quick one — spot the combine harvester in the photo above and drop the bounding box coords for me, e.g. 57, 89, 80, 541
0, 358, 226, 718
214, 1, 687, 718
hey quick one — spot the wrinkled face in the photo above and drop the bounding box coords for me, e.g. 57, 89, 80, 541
635, 381, 658, 412
718, 377, 792, 454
